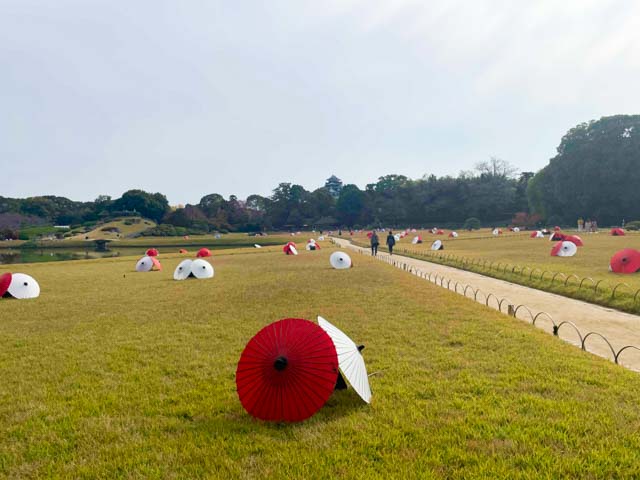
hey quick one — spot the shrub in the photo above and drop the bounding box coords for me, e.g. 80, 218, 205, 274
463, 217, 481, 230
625, 221, 640, 231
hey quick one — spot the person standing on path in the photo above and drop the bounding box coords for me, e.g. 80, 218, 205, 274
370, 231, 379, 256
386, 231, 396, 255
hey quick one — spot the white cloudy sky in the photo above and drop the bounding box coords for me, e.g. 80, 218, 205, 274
1, 0, 639, 204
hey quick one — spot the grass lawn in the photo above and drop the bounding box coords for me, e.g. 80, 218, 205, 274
2, 246, 640, 478
352, 229, 640, 313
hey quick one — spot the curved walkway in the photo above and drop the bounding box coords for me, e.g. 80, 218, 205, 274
334, 238, 640, 372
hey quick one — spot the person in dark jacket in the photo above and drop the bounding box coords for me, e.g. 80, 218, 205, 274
370, 231, 380, 256
386, 231, 396, 255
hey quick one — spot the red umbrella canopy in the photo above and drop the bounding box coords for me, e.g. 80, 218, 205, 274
196, 248, 212, 258
0, 272, 12, 297
564, 235, 584, 247
366, 232, 373, 239
436, 229, 444, 235
283, 242, 297, 254
179, 249, 188, 254
236, 318, 339, 422
610, 249, 640, 274
550, 232, 566, 241
611, 228, 625, 236
146, 248, 159, 257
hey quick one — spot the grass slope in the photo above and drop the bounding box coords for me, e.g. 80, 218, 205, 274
1, 248, 640, 478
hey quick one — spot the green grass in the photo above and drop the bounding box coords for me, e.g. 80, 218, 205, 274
353, 229, 640, 314
2, 247, 640, 477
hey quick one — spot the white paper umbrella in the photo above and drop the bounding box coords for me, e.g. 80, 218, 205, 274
552, 241, 577, 257
289, 245, 298, 255
254, 244, 262, 248
513, 227, 520, 232
8, 273, 40, 299
431, 240, 443, 251
174, 259, 193, 280
306, 243, 318, 250
330, 251, 352, 269
135, 256, 154, 272
191, 259, 214, 279
394, 234, 400, 241
317, 316, 371, 403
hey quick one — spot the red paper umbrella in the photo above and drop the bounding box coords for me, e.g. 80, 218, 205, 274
366, 232, 373, 239
236, 318, 339, 422
610, 249, 640, 273
611, 228, 625, 236
0, 272, 12, 297
196, 248, 212, 258
146, 248, 159, 257
179, 249, 188, 254
283, 242, 297, 255
564, 235, 584, 247
436, 229, 444, 235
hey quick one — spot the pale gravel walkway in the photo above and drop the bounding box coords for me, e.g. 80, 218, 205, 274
334, 238, 640, 372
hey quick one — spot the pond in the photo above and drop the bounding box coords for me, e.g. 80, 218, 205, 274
1, 247, 168, 265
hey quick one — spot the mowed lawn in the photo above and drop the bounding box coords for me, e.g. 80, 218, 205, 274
2, 247, 640, 478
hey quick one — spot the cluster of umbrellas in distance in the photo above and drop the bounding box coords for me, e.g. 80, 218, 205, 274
236, 316, 371, 422
0, 272, 40, 300
306, 238, 321, 250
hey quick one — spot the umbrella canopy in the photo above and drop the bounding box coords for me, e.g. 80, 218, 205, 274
146, 248, 159, 257
549, 232, 565, 241
330, 251, 352, 269
235, 318, 339, 422
0, 272, 13, 297
554, 226, 561, 231
150, 257, 162, 271
611, 228, 625, 236
179, 249, 188, 254
431, 240, 443, 251
492, 228, 502, 235
173, 259, 193, 280
306, 243, 320, 250
610, 249, 640, 273
366, 232, 373, 239
411, 236, 422, 244
513, 227, 520, 232
254, 244, 262, 248
551, 241, 577, 257
436, 229, 444, 235
564, 235, 584, 247
393, 234, 400, 242
317, 316, 371, 404
196, 248, 212, 258
283, 242, 298, 255
449, 231, 458, 238
530, 230, 544, 238
6, 273, 40, 299
191, 259, 214, 279
135, 256, 154, 272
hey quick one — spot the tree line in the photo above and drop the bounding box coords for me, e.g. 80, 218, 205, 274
1, 114, 637, 236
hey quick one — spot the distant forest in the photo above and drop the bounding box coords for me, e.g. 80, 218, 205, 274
1, 115, 638, 238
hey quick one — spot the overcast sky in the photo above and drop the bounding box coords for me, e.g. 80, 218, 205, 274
1, 0, 639, 205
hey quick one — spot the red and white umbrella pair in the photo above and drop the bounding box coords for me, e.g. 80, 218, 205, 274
135, 256, 162, 272
236, 316, 371, 422
550, 241, 578, 257
283, 242, 298, 255
411, 236, 423, 244
306, 239, 321, 251
0, 272, 40, 299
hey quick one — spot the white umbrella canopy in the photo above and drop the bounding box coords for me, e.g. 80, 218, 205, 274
7, 273, 40, 299
173, 259, 193, 280
191, 259, 214, 279
135, 256, 154, 272
330, 251, 352, 269
431, 240, 443, 251
317, 316, 371, 404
